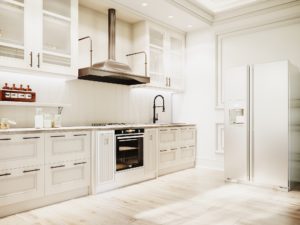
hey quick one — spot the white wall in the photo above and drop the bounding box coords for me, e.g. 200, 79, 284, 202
0, 6, 172, 128
174, 15, 300, 170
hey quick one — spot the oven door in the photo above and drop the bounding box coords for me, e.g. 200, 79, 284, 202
116, 134, 144, 171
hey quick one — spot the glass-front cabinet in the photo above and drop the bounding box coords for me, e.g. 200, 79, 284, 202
132, 21, 185, 92
0, 0, 77, 78
0, 0, 26, 68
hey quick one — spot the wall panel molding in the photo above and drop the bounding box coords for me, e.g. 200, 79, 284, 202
215, 123, 224, 154
215, 16, 300, 109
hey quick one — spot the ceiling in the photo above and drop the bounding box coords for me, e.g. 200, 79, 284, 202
79, 0, 297, 32
191, 0, 260, 13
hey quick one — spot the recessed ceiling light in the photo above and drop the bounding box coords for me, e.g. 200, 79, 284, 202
141, 2, 148, 7
168, 15, 174, 19
187, 24, 193, 28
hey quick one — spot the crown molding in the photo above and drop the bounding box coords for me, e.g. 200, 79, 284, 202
214, 0, 300, 23
168, 0, 214, 25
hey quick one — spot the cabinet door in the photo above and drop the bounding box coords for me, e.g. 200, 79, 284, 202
167, 35, 185, 90
149, 28, 166, 86
0, 0, 28, 69
96, 131, 115, 185
45, 131, 90, 163
40, 0, 77, 75
0, 133, 44, 170
45, 159, 90, 195
179, 146, 196, 163
0, 166, 44, 207
180, 127, 196, 147
144, 129, 157, 175
159, 148, 178, 169
159, 128, 178, 150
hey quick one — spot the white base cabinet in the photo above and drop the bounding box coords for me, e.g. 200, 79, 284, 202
0, 165, 44, 207
144, 129, 157, 177
45, 159, 90, 196
158, 127, 196, 175
0, 133, 44, 170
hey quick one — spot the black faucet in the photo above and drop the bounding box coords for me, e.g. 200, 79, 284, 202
153, 95, 165, 124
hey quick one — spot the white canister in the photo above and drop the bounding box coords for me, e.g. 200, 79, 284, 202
34, 108, 44, 129
43, 114, 52, 128
53, 114, 62, 128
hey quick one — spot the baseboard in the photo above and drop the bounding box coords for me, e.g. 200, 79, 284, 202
196, 157, 224, 171
158, 161, 195, 176
0, 187, 89, 218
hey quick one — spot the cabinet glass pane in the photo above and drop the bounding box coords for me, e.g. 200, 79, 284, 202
150, 29, 164, 48
43, 0, 70, 18
43, 14, 71, 55
14, 0, 24, 3
150, 47, 163, 74
0, 2, 24, 46
170, 53, 182, 77
170, 37, 182, 52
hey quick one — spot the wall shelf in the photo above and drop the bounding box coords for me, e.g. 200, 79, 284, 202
0, 101, 71, 108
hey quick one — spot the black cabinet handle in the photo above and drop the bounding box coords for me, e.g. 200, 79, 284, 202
73, 134, 87, 137
160, 149, 168, 152
29, 51, 33, 67
23, 137, 40, 140
37, 53, 40, 68
50, 165, 65, 169
0, 173, 11, 177
23, 169, 40, 173
74, 162, 87, 166
50, 135, 66, 138
0, 138, 11, 141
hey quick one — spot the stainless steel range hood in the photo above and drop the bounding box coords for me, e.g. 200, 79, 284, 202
78, 9, 150, 85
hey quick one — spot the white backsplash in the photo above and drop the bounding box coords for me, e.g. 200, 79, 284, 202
0, 72, 172, 128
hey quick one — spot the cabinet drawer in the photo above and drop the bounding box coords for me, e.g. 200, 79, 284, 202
159, 128, 178, 149
180, 127, 196, 146
45, 159, 90, 195
0, 166, 44, 207
45, 131, 90, 163
180, 146, 196, 162
159, 148, 178, 169
0, 133, 44, 170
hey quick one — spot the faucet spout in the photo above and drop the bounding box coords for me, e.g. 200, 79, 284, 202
153, 95, 165, 124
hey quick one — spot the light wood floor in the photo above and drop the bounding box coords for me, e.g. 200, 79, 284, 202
1, 168, 300, 225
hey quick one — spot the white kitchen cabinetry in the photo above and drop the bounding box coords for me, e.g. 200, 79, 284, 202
144, 129, 157, 177
158, 127, 196, 175
132, 21, 185, 92
45, 159, 90, 196
95, 131, 115, 186
0, 0, 78, 77
45, 131, 90, 164
0, 133, 44, 170
0, 166, 44, 207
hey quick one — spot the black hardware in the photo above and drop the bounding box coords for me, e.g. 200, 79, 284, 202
153, 95, 165, 124
50, 165, 65, 169
23, 169, 40, 173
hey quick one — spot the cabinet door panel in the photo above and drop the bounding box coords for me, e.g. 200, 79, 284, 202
0, 134, 44, 170
180, 127, 196, 147
45, 159, 90, 195
0, 166, 44, 207
96, 132, 114, 184
144, 129, 157, 175
159, 128, 178, 149
180, 146, 196, 162
45, 132, 90, 163
0, 1, 27, 67
159, 149, 178, 169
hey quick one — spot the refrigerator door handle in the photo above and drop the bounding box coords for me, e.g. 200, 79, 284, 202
249, 65, 254, 182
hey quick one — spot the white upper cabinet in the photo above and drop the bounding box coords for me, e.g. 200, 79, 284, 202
0, 0, 78, 78
132, 21, 185, 92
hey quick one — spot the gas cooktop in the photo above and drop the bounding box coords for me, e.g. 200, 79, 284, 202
91, 123, 128, 127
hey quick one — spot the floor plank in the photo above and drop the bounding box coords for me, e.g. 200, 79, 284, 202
1, 168, 300, 225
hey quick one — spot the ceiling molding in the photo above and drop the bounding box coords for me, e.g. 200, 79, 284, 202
168, 0, 214, 25
214, 0, 299, 23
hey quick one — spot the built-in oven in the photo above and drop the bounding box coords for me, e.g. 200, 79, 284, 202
115, 128, 144, 171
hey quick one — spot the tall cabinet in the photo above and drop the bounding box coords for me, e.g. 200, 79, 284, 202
0, 0, 78, 77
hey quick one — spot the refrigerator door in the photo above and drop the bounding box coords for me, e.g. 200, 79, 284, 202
252, 61, 289, 189
224, 66, 250, 182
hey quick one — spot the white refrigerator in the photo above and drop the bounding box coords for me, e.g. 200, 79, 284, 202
224, 60, 300, 190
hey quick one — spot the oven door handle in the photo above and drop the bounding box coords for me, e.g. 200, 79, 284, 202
116, 135, 144, 140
